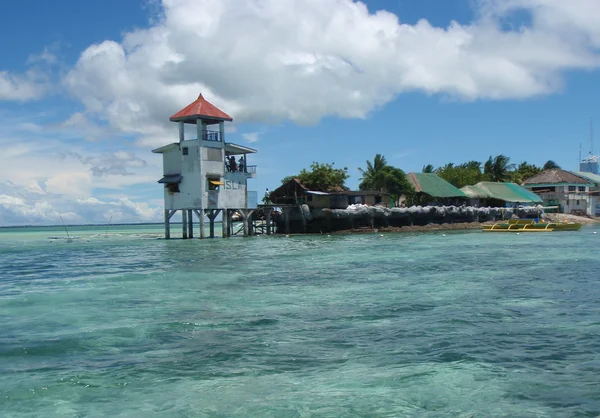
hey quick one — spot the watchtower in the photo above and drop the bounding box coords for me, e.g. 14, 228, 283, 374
152, 94, 257, 238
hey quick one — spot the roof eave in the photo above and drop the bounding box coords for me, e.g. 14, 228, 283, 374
169, 115, 233, 123
152, 143, 179, 153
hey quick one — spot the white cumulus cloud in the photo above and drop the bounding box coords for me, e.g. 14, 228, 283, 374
61, 0, 600, 147
0, 181, 162, 226
0, 70, 49, 102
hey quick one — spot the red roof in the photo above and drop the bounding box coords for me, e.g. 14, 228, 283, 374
169, 94, 233, 122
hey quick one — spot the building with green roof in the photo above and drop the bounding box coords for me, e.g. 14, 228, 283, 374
407, 173, 467, 205
461, 182, 543, 207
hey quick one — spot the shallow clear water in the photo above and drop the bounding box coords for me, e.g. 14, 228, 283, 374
1, 225, 600, 417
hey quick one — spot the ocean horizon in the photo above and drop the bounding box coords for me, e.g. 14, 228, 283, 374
2, 224, 600, 416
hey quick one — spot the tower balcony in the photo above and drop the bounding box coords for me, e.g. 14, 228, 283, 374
226, 164, 256, 178
201, 131, 221, 142
245, 165, 257, 178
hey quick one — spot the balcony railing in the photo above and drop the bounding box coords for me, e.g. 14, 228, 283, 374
201, 131, 221, 142
225, 164, 257, 177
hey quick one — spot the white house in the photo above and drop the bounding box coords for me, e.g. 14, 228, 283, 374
152, 94, 258, 238
522, 169, 593, 215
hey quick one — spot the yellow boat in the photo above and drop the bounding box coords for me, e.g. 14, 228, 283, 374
483, 219, 582, 232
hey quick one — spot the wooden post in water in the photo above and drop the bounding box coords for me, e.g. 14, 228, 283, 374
301, 207, 307, 233
265, 208, 272, 235
284, 209, 290, 234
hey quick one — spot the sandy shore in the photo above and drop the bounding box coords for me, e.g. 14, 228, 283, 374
543, 213, 599, 225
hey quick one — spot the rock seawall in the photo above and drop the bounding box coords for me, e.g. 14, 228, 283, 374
271, 205, 539, 234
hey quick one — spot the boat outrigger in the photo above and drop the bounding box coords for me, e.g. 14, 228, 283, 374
482, 206, 583, 232
483, 219, 582, 232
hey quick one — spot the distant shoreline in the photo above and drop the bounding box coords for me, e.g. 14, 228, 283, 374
0, 222, 166, 229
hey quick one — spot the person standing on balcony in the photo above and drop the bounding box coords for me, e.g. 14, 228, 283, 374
229, 156, 237, 172
239, 156, 245, 173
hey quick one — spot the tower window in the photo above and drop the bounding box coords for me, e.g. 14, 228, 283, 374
208, 176, 223, 191
182, 147, 189, 156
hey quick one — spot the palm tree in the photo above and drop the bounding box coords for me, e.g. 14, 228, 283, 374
358, 154, 388, 190
543, 160, 561, 170
422, 164, 435, 173
460, 160, 481, 171
484, 154, 515, 182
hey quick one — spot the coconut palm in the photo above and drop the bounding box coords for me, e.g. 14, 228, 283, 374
484, 154, 515, 182
422, 164, 435, 173
358, 154, 388, 191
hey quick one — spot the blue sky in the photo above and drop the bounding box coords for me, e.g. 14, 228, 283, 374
1, 0, 600, 225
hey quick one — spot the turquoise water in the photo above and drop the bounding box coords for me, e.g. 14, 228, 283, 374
1, 225, 600, 417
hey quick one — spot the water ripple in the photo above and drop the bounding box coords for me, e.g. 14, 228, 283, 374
1, 228, 600, 416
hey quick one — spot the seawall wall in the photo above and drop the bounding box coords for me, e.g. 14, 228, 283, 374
271, 205, 538, 234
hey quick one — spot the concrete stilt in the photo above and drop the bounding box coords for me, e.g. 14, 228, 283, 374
182, 209, 188, 239
193, 209, 204, 239
188, 209, 193, 238
207, 209, 220, 238
164, 209, 171, 239
200, 210, 206, 239
222, 209, 228, 238
242, 210, 249, 237
247, 210, 255, 236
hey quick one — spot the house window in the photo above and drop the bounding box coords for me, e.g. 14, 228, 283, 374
182, 147, 189, 156
349, 196, 364, 205
207, 176, 222, 191
306, 194, 313, 202
566, 200, 569, 206
576, 200, 580, 205
167, 183, 180, 193
568, 186, 576, 192
578, 186, 586, 192
375, 195, 382, 204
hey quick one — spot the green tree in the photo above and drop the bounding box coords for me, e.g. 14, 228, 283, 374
358, 154, 413, 204
511, 161, 542, 184
422, 164, 435, 173
483, 154, 515, 182
358, 154, 389, 191
543, 160, 561, 170
435, 161, 484, 188
294, 162, 349, 191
